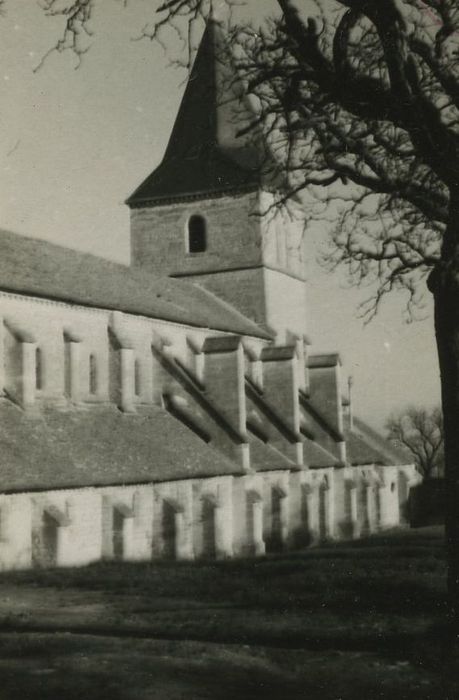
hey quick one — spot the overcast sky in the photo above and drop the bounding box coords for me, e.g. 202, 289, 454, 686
0, 0, 441, 430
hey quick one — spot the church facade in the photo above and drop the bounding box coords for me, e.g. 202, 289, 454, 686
0, 21, 417, 570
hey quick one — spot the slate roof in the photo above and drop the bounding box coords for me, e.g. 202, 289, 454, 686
345, 432, 390, 466
126, 19, 266, 207
299, 392, 344, 443
345, 418, 411, 467
303, 440, 339, 469
0, 228, 270, 339
0, 401, 245, 494
249, 432, 338, 470
352, 416, 411, 465
308, 353, 341, 369
249, 436, 296, 472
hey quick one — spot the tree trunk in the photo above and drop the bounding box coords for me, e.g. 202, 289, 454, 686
431, 190, 459, 663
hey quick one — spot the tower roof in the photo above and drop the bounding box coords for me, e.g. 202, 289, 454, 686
126, 19, 265, 207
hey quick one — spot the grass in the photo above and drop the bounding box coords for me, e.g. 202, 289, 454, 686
0, 526, 455, 699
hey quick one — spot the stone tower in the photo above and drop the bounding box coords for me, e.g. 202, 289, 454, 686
127, 18, 308, 344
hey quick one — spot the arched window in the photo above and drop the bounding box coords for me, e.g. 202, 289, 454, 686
35, 347, 43, 391
89, 353, 97, 395
134, 359, 141, 397
187, 215, 207, 253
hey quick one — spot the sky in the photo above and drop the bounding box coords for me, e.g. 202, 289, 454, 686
0, 0, 441, 431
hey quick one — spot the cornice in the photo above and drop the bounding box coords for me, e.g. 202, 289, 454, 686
0, 289, 267, 343
128, 184, 260, 209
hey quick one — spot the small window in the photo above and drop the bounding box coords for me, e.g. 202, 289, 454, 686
134, 359, 141, 397
187, 215, 207, 253
35, 347, 43, 390
89, 353, 98, 395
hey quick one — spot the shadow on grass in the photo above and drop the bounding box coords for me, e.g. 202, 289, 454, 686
0, 635, 128, 700
0, 527, 448, 676
0, 632, 446, 700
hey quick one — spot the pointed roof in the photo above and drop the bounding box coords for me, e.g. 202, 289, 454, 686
126, 19, 265, 207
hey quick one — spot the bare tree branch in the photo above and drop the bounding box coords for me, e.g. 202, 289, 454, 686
387, 406, 444, 478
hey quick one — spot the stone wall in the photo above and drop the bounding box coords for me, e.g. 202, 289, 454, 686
130, 192, 263, 277
0, 463, 414, 571
0, 290, 266, 412
130, 190, 308, 343
183, 268, 270, 335
0, 287, 418, 572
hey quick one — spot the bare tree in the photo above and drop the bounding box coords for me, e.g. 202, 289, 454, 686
145, 0, 459, 651
387, 406, 444, 479
17, 0, 459, 650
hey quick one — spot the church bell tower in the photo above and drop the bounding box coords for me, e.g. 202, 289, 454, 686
126, 17, 308, 344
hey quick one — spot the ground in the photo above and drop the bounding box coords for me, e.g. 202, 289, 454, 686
0, 526, 454, 699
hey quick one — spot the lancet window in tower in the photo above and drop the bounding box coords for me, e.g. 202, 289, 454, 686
187, 215, 207, 253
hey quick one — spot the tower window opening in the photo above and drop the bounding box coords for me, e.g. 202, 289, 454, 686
187, 215, 207, 253
35, 347, 43, 391
89, 353, 98, 395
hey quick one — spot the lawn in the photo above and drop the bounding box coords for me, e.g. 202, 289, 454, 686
0, 526, 454, 699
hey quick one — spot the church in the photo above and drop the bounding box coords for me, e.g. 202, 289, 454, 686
0, 19, 417, 569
